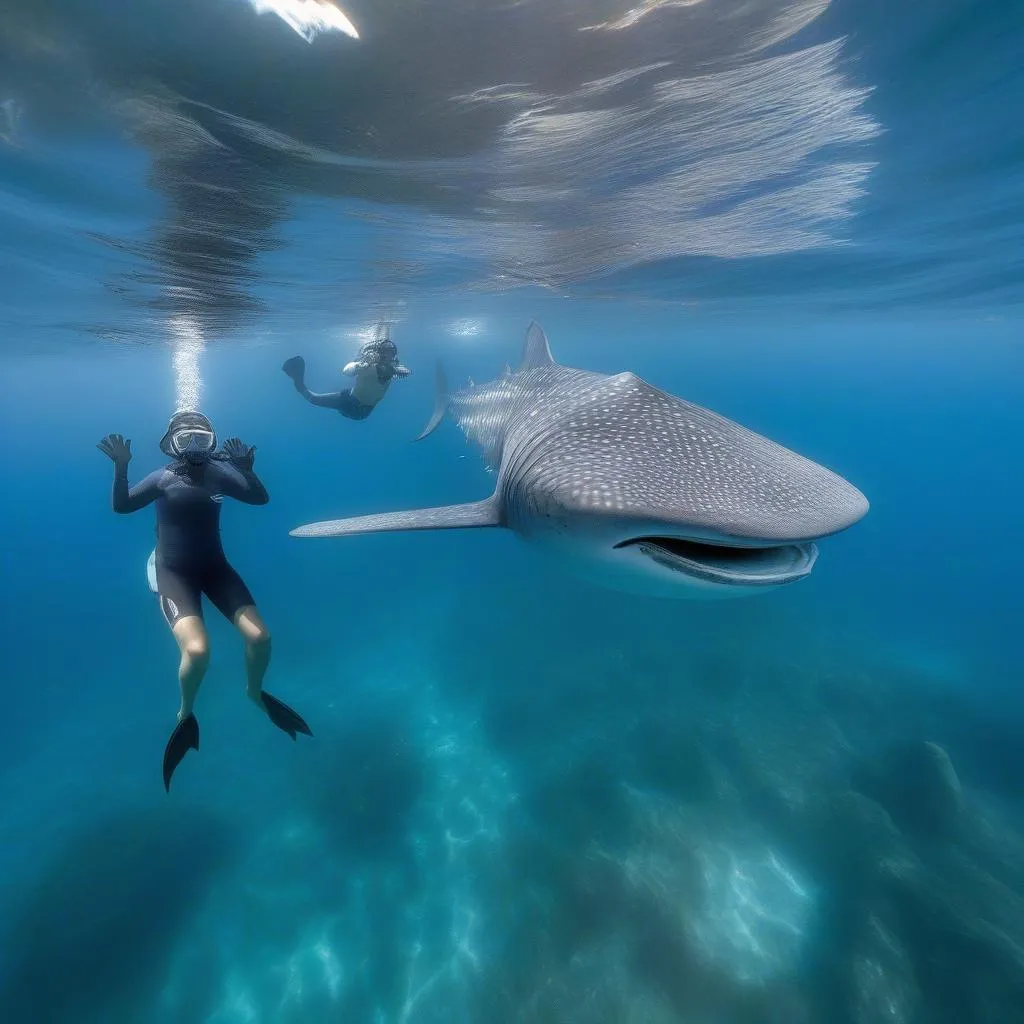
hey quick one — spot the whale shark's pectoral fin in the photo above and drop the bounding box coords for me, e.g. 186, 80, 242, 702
290, 496, 503, 538
414, 360, 449, 442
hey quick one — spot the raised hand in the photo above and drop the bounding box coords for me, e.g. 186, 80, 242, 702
221, 437, 256, 472
97, 433, 132, 466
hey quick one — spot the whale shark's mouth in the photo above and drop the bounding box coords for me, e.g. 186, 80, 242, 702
616, 536, 818, 587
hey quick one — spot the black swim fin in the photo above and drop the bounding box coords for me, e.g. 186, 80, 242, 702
163, 713, 199, 792
282, 355, 305, 382
261, 692, 313, 741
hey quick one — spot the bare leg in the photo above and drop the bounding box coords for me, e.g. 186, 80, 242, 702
234, 606, 313, 738
234, 605, 271, 708
171, 616, 210, 721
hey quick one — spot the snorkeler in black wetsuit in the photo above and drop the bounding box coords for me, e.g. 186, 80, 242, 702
97, 410, 311, 792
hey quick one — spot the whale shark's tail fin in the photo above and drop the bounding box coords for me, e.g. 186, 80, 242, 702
414, 360, 448, 441
290, 495, 503, 538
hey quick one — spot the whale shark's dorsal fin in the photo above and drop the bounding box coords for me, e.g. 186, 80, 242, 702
290, 494, 503, 538
520, 321, 556, 371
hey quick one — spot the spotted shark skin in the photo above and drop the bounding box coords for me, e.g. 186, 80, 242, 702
290, 323, 868, 598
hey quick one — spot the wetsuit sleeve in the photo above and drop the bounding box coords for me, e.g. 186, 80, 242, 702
112, 467, 163, 514
213, 462, 270, 505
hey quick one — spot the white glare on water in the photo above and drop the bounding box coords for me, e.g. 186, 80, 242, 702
447, 318, 484, 339
248, 0, 359, 42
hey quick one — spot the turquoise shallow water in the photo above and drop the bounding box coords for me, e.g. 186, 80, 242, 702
1, 1, 1023, 1021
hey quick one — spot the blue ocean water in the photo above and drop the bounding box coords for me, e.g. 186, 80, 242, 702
1, 1, 1023, 1021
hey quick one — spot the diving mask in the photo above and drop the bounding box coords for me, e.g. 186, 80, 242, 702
171, 427, 216, 462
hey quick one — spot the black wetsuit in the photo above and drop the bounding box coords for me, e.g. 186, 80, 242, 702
112, 459, 268, 627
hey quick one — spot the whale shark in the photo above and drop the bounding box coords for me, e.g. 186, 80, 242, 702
290, 323, 869, 598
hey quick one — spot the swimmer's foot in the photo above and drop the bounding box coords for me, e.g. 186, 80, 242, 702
260, 692, 313, 741
163, 713, 199, 792
282, 355, 305, 381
